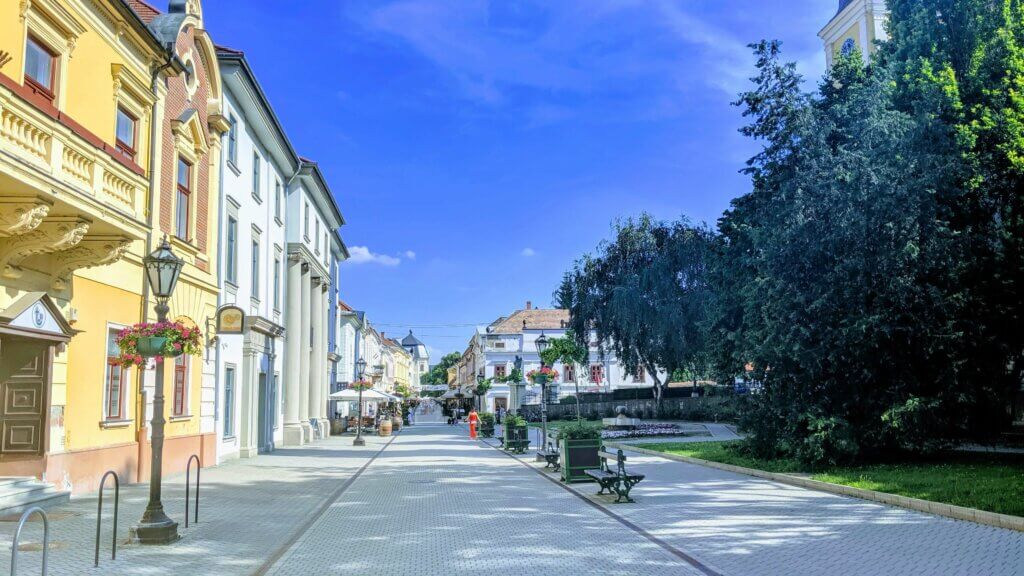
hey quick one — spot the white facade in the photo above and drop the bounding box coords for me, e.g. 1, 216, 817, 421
402, 331, 430, 393
281, 159, 345, 445
466, 307, 667, 413
214, 53, 293, 462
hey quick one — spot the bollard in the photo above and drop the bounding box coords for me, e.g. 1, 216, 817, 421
185, 454, 200, 528
95, 470, 119, 567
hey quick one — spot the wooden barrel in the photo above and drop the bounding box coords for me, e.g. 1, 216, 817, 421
392, 415, 402, 431
379, 419, 393, 436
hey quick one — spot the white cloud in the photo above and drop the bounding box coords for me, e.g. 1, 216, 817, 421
521, 247, 536, 257
404, 250, 417, 260
347, 246, 401, 266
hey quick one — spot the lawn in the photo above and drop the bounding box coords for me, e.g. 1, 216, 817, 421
640, 441, 1024, 517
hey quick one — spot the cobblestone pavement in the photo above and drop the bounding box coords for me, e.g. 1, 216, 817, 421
562, 448, 1024, 576
265, 423, 704, 576
0, 434, 391, 575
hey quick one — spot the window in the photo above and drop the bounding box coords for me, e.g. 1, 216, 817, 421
589, 364, 603, 384
173, 355, 188, 416
175, 157, 191, 240
273, 256, 281, 310
564, 365, 575, 383
226, 216, 238, 284
303, 202, 309, 239
24, 35, 56, 100
493, 342, 505, 349
494, 365, 507, 379
315, 219, 320, 254
227, 114, 237, 164
251, 239, 260, 299
252, 152, 261, 199
223, 366, 236, 436
115, 106, 137, 161
105, 329, 127, 420
272, 373, 280, 428
274, 180, 282, 221
841, 38, 856, 57
633, 367, 645, 382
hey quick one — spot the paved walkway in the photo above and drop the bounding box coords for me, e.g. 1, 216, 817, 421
565, 447, 1024, 575
265, 423, 702, 575
3, 423, 1022, 575
0, 434, 391, 575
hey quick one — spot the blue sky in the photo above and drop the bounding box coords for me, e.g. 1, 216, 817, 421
203, 0, 836, 359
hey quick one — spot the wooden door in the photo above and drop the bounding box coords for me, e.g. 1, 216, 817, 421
0, 339, 50, 456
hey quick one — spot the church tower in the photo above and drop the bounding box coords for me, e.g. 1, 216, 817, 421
818, 0, 889, 67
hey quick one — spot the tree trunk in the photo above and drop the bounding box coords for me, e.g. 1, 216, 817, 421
649, 364, 664, 416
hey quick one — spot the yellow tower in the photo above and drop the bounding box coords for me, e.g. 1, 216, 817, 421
819, 0, 889, 67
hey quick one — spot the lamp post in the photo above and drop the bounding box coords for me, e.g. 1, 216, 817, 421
454, 390, 465, 422
534, 331, 551, 453
133, 239, 184, 544
354, 358, 366, 446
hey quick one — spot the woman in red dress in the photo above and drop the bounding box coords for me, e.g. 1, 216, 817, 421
468, 409, 480, 439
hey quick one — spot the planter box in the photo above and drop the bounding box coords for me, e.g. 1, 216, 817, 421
504, 425, 528, 445
560, 437, 601, 483
480, 423, 495, 438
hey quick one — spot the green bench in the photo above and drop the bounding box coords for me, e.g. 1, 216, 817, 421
584, 447, 644, 503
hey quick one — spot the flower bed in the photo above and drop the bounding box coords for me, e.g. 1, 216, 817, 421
601, 423, 683, 440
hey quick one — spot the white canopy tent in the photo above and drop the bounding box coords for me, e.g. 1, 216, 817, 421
329, 388, 393, 403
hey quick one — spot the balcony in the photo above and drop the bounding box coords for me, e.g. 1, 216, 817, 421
0, 87, 144, 289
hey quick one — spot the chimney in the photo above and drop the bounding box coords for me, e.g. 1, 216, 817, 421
526, 301, 532, 310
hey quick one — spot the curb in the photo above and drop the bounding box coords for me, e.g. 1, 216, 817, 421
606, 441, 1024, 533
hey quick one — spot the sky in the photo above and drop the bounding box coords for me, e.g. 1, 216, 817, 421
202, 0, 837, 360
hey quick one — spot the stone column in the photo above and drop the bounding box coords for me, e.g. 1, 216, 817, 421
308, 276, 323, 440
319, 284, 330, 433
298, 262, 312, 441
239, 334, 260, 458
282, 256, 304, 445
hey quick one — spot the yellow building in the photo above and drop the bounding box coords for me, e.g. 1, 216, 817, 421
819, 0, 889, 67
0, 0, 164, 493
387, 338, 412, 396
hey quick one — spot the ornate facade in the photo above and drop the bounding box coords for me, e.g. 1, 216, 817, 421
0, 0, 164, 493
819, 0, 889, 67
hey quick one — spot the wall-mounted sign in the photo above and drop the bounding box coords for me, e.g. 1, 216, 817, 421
216, 305, 245, 334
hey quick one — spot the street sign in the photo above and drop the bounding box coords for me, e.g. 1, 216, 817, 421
216, 305, 245, 334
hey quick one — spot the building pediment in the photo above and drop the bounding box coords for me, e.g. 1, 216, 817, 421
0, 292, 75, 341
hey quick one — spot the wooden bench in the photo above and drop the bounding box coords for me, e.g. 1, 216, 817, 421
584, 447, 644, 503
536, 441, 561, 472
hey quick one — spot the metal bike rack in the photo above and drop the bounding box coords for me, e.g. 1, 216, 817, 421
10, 506, 49, 576
94, 470, 119, 567
185, 454, 200, 528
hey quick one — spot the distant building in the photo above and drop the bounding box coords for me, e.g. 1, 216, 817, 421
402, 330, 430, 392
819, 0, 889, 68
461, 302, 666, 413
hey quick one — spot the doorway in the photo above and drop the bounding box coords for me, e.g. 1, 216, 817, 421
0, 338, 51, 472
257, 371, 271, 453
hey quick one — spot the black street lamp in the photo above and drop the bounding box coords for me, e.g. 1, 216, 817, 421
354, 357, 367, 446
134, 239, 184, 544
534, 331, 551, 455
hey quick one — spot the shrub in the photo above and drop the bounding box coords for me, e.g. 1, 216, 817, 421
557, 421, 602, 440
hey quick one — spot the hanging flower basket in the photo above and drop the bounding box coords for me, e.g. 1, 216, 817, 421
349, 380, 373, 392
527, 366, 560, 385
115, 321, 202, 367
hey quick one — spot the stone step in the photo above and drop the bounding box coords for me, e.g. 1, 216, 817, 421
0, 477, 70, 518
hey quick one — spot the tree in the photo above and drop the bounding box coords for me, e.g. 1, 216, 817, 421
540, 330, 590, 421
558, 216, 716, 414
421, 352, 461, 386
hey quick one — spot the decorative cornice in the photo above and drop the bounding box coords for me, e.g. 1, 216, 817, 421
49, 235, 131, 290
0, 216, 89, 278
0, 196, 52, 237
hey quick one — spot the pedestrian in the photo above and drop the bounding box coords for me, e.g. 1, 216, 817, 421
408, 405, 415, 426
468, 408, 480, 439
496, 406, 504, 425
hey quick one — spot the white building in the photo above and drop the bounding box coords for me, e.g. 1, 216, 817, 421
282, 158, 345, 445
466, 303, 667, 413
402, 331, 430, 393
214, 49, 294, 461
